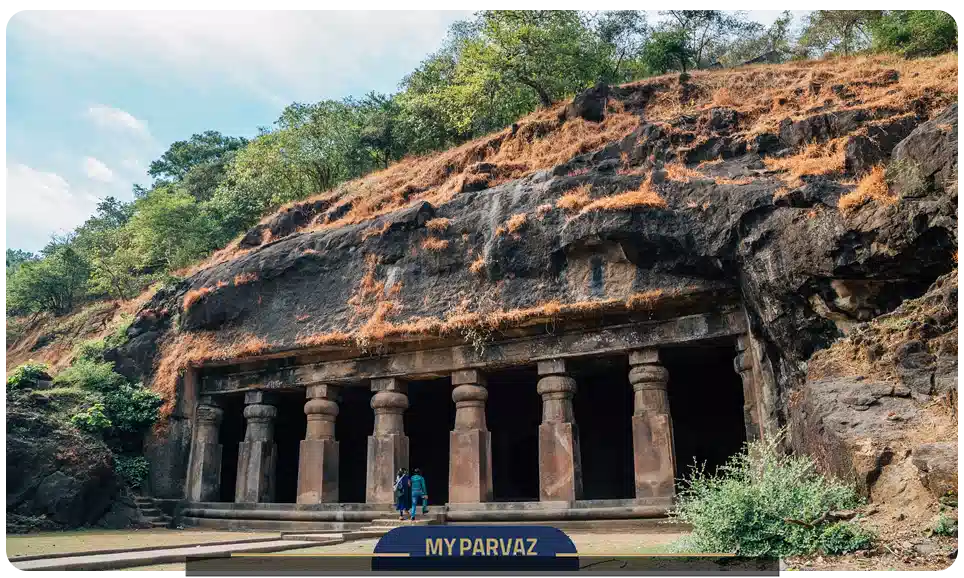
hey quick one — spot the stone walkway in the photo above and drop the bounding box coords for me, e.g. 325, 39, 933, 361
12, 537, 338, 571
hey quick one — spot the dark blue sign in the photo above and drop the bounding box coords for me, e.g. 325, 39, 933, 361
373, 525, 579, 571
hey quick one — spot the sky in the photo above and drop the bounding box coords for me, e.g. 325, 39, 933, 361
5, 10, 804, 253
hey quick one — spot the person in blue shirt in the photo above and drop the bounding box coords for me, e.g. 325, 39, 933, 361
409, 468, 428, 521
393, 468, 411, 520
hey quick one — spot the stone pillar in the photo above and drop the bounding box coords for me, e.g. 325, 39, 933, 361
629, 349, 676, 500
734, 335, 762, 442
366, 378, 409, 504
537, 359, 582, 502
186, 397, 223, 502
296, 384, 340, 504
449, 369, 493, 503
235, 390, 278, 503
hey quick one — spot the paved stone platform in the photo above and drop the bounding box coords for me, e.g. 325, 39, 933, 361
12, 537, 341, 571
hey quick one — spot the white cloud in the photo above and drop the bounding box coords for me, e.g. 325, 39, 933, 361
10, 11, 469, 103
6, 164, 101, 251
84, 157, 115, 182
87, 104, 149, 136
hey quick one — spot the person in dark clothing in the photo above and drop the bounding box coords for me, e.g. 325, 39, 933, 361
393, 468, 411, 520
409, 468, 428, 521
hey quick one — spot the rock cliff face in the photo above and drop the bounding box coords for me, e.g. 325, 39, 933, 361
110, 56, 956, 511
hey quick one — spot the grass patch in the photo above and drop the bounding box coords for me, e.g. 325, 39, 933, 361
838, 165, 894, 214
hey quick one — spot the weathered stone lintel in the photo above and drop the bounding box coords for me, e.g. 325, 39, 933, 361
202, 312, 746, 394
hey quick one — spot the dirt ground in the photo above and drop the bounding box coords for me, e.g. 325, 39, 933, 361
5, 529, 277, 559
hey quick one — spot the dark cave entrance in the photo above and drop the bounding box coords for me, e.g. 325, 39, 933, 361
273, 392, 307, 503
336, 386, 374, 503
662, 341, 747, 481
405, 378, 455, 505
572, 355, 635, 500
217, 393, 244, 503
487, 365, 541, 502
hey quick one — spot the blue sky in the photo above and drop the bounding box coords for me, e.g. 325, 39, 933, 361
5, 10, 802, 253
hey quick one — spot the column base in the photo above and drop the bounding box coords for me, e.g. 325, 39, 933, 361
236, 441, 277, 503
538, 422, 582, 502
449, 429, 492, 503
187, 442, 222, 502
366, 434, 409, 504
297, 439, 339, 504
632, 415, 675, 499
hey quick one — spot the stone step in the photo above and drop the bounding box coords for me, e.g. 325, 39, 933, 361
279, 533, 346, 543
139, 508, 162, 516
149, 520, 170, 528
344, 530, 389, 540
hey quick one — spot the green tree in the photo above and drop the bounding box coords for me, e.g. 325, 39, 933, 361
660, 10, 758, 68
591, 10, 651, 82
799, 11, 884, 57
721, 11, 797, 66
870, 11, 957, 57
73, 197, 142, 300
6, 239, 89, 315
6, 248, 36, 272
127, 185, 217, 270
641, 29, 693, 74
148, 130, 248, 201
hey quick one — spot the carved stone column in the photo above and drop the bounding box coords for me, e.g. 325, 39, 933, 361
186, 397, 223, 502
734, 335, 761, 442
448, 369, 493, 503
537, 359, 582, 502
629, 349, 676, 500
297, 384, 340, 504
365, 378, 409, 504
235, 390, 278, 503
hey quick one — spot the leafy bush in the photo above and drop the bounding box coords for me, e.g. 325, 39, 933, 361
6, 361, 50, 390
74, 339, 106, 362
114, 454, 150, 488
871, 11, 957, 58
53, 358, 127, 392
70, 402, 112, 434
671, 435, 873, 557
101, 384, 163, 434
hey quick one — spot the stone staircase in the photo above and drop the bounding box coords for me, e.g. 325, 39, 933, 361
133, 495, 171, 529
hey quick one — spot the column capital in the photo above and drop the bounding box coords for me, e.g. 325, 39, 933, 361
371, 377, 407, 393
536, 375, 577, 397
628, 348, 660, 366
452, 368, 487, 387
306, 383, 341, 401
537, 358, 568, 376
370, 390, 409, 412
244, 389, 278, 406
243, 403, 278, 421
196, 403, 224, 425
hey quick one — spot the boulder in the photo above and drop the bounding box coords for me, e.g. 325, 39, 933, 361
890, 104, 958, 196
565, 83, 609, 123
912, 442, 957, 499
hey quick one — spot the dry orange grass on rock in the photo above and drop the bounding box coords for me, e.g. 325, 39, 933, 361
838, 165, 894, 215
764, 138, 847, 186
641, 53, 957, 137
233, 272, 259, 286
664, 162, 704, 183
495, 213, 528, 237
581, 176, 666, 213
425, 217, 451, 232
422, 237, 450, 251
556, 184, 592, 212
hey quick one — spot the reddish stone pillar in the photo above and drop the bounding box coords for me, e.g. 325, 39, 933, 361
186, 397, 223, 502
537, 359, 583, 502
448, 369, 493, 503
734, 336, 762, 442
235, 390, 278, 503
629, 349, 676, 500
297, 384, 340, 504
365, 378, 409, 504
